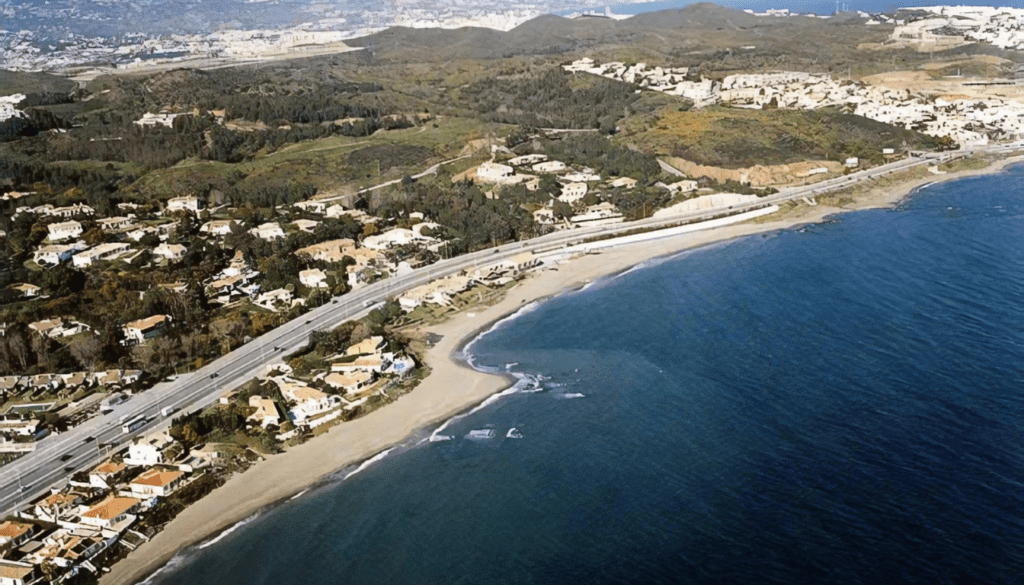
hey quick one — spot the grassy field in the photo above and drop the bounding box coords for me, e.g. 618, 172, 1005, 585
123, 116, 512, 199
618, 104, 944, 169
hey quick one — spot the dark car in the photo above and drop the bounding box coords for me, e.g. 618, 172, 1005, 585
60, 453, 73, 462
210, 373, 219, 379
83, 436, 95, 443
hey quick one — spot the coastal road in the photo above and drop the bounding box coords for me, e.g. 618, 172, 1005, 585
0, 147, 981, 516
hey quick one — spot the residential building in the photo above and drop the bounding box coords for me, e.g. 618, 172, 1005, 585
558, 182, 588, 204
152, 243, 186, 262
0, 521, 35, 547
247, 396, 283, 428
33, 492, 83, 524
609, 177, 638, 189
362, 228, 432, 251
199, 220, 235, 236
324, 371, 374, 394
33, 244, 81, 266
46, 220, 83, 242
87, 460, 129, 490
125, 431, 175, 466
331, 354, 387, 374
72, 242, 132, 268
346, 336, 385, 356
299, 268, 328, 289
295, 239, 356, 263
476, 162, 514, 182
279, 382, 338, 422
121, 315, 170, 345
129, 468, 185, 498
507, 154, 547, 166
78, 496, 140, 529
97, 216, 135, 232
27, 318, 90, 339
0, 560, 38, 585
291, 219, 320, 233
166, 196, 201, 214
47, 204, 94, 218
10, 283, 40, 297
248, 222, 285, 241
532, 161, 566, 173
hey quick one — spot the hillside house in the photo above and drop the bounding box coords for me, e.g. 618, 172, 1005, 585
609, 177, 638, 189
11, 283, 41, 298
476, 162, 514, 182
508, 154, 548, 166
46, 220, 83, 242
295, 239, 356, 263
299, 268, 328, 289
125, 431, 175, 466
152, 243, 186, 262
558, 182, 588, 203
32, 243, 78, 266
166, 196, 201, 214
291, 219, 320, 233
47, 204, 94, 218
98, 216, 135, 232
122, 315, 170, 345
199, 220, 235, 236
362, 228, 433, 251
28, 318, 90, 339
532, 161, 566, 173
249, 222, 285, 241
663, 180, 698, 194
72, 243, 132, 268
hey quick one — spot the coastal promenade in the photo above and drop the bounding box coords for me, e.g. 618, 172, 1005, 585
0, 146, 999, 520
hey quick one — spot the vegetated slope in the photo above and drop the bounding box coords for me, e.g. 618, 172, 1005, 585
620, 105, 946, 169
0, 69, 77, 104
348, 3, 898, 74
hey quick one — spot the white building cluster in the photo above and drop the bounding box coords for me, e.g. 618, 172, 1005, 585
565, 58, 1024, 146
892, 6, 1024, 51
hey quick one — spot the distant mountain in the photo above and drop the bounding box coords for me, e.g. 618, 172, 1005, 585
348, 4, 887, 65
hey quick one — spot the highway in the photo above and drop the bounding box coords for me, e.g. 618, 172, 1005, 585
0, 146, 998, 516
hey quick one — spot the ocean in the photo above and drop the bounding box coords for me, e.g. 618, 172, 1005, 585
147, 167, 1024, 585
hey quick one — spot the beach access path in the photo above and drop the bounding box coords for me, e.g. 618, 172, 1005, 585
101, 152, 1024, 585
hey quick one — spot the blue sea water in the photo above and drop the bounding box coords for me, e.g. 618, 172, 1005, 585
148, 168, 1024, 585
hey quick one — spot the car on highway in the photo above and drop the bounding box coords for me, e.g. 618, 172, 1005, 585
60, 454, 73, 462
83, 436, 95, 443
210, 373, 219, 379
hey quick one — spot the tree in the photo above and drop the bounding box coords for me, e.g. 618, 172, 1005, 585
68, 334, 103, 370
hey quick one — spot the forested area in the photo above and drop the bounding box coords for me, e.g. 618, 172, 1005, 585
458, 69, 652, 132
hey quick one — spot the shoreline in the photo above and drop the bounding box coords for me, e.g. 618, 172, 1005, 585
100, 153, 1024, 585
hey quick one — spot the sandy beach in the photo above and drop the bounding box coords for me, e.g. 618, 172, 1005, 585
100, 154, 1024, 585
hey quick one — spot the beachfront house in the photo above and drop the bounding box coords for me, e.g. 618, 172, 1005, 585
248, 396, 284, 428
78, 496, 140, 530
129, 468, 186, 498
